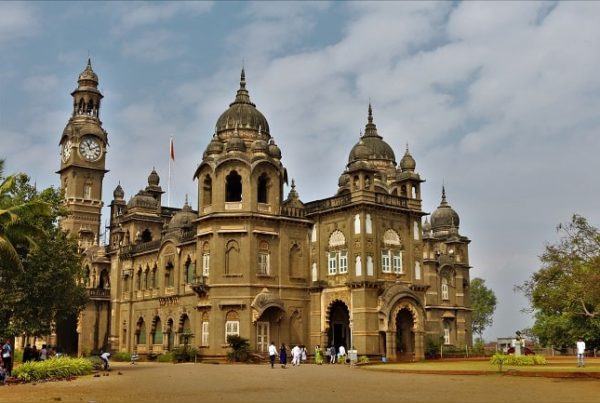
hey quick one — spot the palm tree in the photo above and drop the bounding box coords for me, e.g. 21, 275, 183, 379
0, 160, 51, 271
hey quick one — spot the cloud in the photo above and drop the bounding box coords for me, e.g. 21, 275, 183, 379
0, 3, 38, 45
121, 29, 186, 63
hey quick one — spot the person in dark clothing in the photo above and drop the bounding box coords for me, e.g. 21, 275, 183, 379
23, 344, 33, 362
279, 343, 288, 369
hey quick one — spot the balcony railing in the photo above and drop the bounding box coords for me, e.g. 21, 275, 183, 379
88, 288, 110, 300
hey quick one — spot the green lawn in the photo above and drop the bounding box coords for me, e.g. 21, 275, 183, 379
362, 357, 600, 373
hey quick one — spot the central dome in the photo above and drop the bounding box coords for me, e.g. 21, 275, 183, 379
215, 69, 270, 135
348, 104, 396, 164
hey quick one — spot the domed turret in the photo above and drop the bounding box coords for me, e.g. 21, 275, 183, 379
251, 139, 268, 153
148, 168, 160, 186
168, 197, 197, 230
78, 58, 99, 84
113, 183, 124, 200
430, 186, 460, 231
206, 135, 224, 155
216, 69, 270, 135
127, 190, 159, 209
348, 104, 396, 164
268, 139, 281, 159
226, 135, 246, 152
399, 144, 416, 172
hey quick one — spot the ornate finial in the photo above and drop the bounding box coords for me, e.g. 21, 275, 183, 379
291, 178, 296, 190
405, 142, 410, 154
368, 102, 373, 124
240, 68, 246, 89
184, 194, 189, 206
441, 185, 447, 204
87, 57, 92, 67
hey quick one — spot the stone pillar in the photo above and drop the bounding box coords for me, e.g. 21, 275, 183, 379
386, 330, 395, 361
414, 330, 424, 360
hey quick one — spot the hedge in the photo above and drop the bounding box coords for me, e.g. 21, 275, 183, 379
12, 356, 94, 382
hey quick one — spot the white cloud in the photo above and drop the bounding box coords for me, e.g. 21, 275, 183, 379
121, 29, 185, 63
0, 3, 38, 45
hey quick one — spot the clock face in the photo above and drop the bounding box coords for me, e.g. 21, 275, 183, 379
79, 136, 102, 162
61, 140, 72, 163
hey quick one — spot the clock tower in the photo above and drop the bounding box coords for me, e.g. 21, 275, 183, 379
57, 59, 108, 248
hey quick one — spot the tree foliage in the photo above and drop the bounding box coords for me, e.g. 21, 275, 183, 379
517, 214, 600, 349
470, 277, 497, 340
0, 166, 88, 339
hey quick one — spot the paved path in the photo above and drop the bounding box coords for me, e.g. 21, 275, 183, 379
2, 362, 599, 403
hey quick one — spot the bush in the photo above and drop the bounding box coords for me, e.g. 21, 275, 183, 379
112, 352, 131, 362
172, 346, 198, 363
490, 352, 546, 370
226, 335, 251, 362
359, 355, 369, 364
13, 356, 94, 382
157, 352, 174, 363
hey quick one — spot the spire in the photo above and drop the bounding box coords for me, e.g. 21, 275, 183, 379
440, 185, 448, 206
363, 102, 381, 139
231, 68, 253, 106
72, 58, 102, 118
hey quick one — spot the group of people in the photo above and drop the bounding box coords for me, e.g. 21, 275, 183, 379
267, 342, 349, 368
22, 343, 56, 362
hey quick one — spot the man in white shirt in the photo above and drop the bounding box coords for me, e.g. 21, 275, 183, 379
338, 345, 347, 363
268, 341, 277, 368
576, 338, 586, 367
100, 351, 111, 371
291, 345, 301, 366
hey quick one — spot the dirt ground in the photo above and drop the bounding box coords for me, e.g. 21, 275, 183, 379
1, 362, 599, 403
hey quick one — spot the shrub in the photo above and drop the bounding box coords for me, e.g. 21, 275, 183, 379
490, 352, 546, 371
157, 352, 174, 363
112, 352, 131, 362
359, 355, 370, 364
172, 346, 198, 363
13, 356, 93, 382
226, 335, 251, 362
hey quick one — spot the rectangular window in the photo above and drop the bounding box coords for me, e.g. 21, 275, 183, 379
258, 252, 270, 275
225, 320, 239, 339
328, 252, 337, 275
186, 262, 196, 284
201, 321, 209, 346
339, 250, 348, 273
393, 252, 403, 274
381, 250, 391, 273
202, 253, 210, 277
442, 280, 449, 300
443, 325, 450, 345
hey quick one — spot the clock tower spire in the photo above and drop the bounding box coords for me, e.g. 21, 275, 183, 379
57, 59, 108, 249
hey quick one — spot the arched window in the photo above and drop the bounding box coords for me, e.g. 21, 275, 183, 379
203, 175, 212, 206
355, 255, 362, 276
225, 170, 242, 202
136, 268, 142, 290
201, 312, 209, 347
354, 214, 361, 234
84, 265, 91, 287
180, 315, 191, 345
165, 262, 174, 287
311, 262, 317, 282
415, 261, 421, 280
143, 268, 149, 290
152, 317, 163, 344
257, 173, 269, 204
382, 229, 403, 274
327, 230, 347, 275
136, 318, 146, 345
441, 277, 449, 301
366, 214, 372, 234
152, 265, 158, 288
141, 229, 152, 243
202, 242, 210, 277
99, 269, 109, 289
257, 240, 270, 275
225, 240, 240, 274
84, 182, 92, 199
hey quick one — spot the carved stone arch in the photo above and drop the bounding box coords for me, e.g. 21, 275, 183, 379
378, 284, 424, 329
178, 312, 191, 333
328, 230, 346, 248
215, 157, 251, 171
382, 228, 401, 247
251, 287, 285, 323
250, 159, 280, 173
389, 300, 423, 333
193, 160, 216, 180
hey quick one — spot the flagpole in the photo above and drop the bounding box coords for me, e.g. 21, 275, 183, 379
168, 137, 173, 206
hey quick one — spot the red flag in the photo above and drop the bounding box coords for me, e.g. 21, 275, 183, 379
170, 138, 175, 161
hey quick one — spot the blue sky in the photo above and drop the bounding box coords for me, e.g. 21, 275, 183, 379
2, 1, 600, 342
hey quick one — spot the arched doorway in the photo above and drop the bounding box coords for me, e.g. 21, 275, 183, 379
255, 306, 283, 353
395, 308, 415, 360
327, 301, 350, 351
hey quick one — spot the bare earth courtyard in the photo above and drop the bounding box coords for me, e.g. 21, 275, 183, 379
1, 362, 599, 403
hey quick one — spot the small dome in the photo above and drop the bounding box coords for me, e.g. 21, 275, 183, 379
268, 139, 281, 159
148, 169, 160, 186
226, 136, 246, 152
206, 136, 224, 155
78, 58, 99, 83
113, 183, 124, 200
127, 190, 159, 209
215, 69, 270, 135
251, 139, 268, 153
348, 104, 395, 164
338, 174, 348, 187
430, 187, 460, 230
168, 198, 197, 230
422, 217, 431, 232
399, 145, 416, 172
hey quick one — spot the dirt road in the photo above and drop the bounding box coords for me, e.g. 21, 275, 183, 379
1, 362, 599, 403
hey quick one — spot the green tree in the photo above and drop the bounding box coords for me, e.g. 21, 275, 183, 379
0, 164, 51, 272
470, 277, 497, 340
518, 215, 600, 349
0, 169, 87, 339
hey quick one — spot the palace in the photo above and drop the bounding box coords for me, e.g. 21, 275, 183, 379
56, 60, 473, 360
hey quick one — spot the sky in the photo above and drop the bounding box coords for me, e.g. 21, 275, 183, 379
2, 1, 600, 342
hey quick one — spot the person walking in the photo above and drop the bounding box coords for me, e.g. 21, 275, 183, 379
291, 344, 301, 366
576, 337, 586, 368
329, 345, 336, 364
268, 341, 277, 368
338, 345, 347, 364
314, 345, 323, 365
279, 343, 288, 369
1, 340, 12, 377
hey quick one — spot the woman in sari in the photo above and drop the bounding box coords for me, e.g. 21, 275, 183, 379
314, 345, 323, 365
